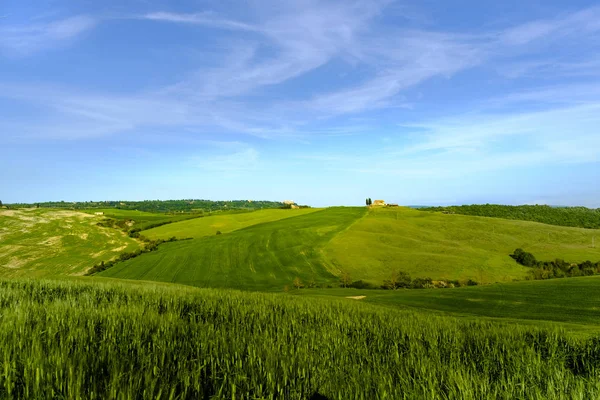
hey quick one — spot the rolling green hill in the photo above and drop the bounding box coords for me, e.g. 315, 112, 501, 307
0, 208, 141, 277
324, 207, 600, 284
143, 208, 319, 240
99, 207, 365, 290
97, 206, 600, 290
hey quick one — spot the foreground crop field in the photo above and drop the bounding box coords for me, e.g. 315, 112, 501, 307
0, 209, 140, 277
324, 207, 600, 284
143, 208, 319, 240
99, 208, 365, 290
1, 278, 599, 399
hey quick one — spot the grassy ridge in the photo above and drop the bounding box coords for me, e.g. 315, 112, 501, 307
1, 278, 599, 399
324, 207, 600, 284
299, 276, 600, 333
143, 208, 319, 240
0, 209, 140, 277
421, 204, 600, 229
99, 208, 365, 290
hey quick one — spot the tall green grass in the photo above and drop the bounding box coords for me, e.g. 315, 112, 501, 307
1, 278, 599, 399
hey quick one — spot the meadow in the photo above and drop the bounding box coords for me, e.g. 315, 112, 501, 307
100, 206, 600, 289
325, 207, 600, 284
143, 208, 319, 240
99, 208, 364, 290
1, 278, 599, 399
4, 203, 600, 398
0, 208, 140, 278
80, 208, 204, 231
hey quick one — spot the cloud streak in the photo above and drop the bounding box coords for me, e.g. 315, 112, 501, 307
0, 15, 96, 56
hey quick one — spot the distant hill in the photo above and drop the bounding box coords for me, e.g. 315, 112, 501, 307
99, 206, 600, 289
6, 199, 287, 213
420, 204, 600, 229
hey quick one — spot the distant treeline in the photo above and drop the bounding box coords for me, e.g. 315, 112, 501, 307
511, 248, 600, 280
421, 204, 600, 229
6, 199, 286, 213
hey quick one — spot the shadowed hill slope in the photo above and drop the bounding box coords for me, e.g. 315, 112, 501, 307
99, 207, 366, 290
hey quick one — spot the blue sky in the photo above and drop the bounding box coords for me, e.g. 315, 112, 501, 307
1, 0, 599, 207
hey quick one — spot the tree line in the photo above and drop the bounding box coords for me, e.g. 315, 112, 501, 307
289, 270, 478, 291
5, 199, 287, 213
421, 204, 600, 229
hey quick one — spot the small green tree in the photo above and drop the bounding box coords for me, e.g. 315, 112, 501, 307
384, 270, 412, 290
293, 277, 303, 289
340, 271, 352, 288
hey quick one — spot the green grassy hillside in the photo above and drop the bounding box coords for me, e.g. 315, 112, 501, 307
324, 207, 600, 284
300, 276, 600, 334
99, 207, 365, 290
0, 209, 141, 277
2, 278, 599, 399
142, 208, 319, 240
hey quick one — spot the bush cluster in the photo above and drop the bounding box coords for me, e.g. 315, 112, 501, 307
511, 248, 600, 280
382, 273, 477, 289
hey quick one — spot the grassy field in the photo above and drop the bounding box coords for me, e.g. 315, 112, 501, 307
80, 208, 204, 231
97, 206, 600, 290
297, 276, 600, 334
99, 208, 365, 290
324, 207, 600, 284
1, 278, 599, 399
0, 208, 140, 277
142, 208, 319, 239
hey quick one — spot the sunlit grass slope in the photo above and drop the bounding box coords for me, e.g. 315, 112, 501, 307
80, 208, 203, 231
143, 208, 319, 239
2, 278, 600, 399
324, 207, 600, 284
300, 276, 600, 333
0, 209, 140, 277
99, 207, 365, 290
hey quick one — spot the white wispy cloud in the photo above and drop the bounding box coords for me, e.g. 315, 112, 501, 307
3, 2, 600, 146
142, 12, 259, 32
0, 15, 96, 56
498, 6, 600, 46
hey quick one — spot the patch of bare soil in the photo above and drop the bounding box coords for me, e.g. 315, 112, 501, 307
39, 236, 62, 246
346, 296, 366, 300
3, 256, 28, 269
0, 210, 19, 217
